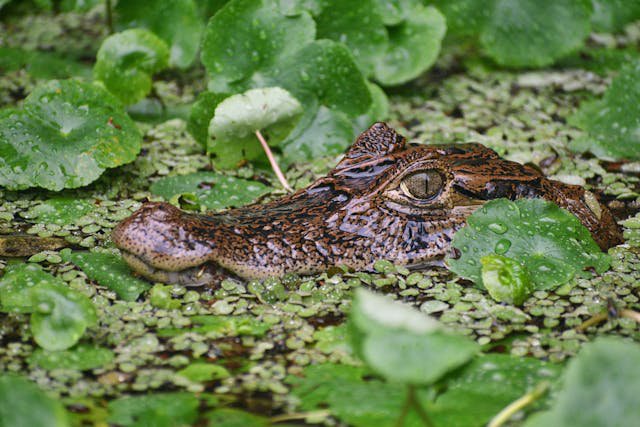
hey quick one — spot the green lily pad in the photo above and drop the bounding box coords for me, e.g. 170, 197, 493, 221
177, 362, 230, 382
0, 263, 58, 313
524, 337, 640, 427
206, 408, 269, 427
0, 374, 69, 427
591, 0, 640, 32
481, 254, 534, 305
187, 91, 228, 149
0, 47, 92, 80
569, 60, 640, 160
0, 79, 141, 191
480, 0, 592, 67
348, 288, 479, 385
157, 315, 272, 338
115, 0, 204, 68
373, 4, 446, 86
107, 392, 199, 427
24, 198, 95, 226
150, 172, 270, 210
94, 29, 169, 105
62, 250, 150, 301
208, 87, 302, 168
28, 345, 114, 371
30, 282, 97, 351
447, 198, 610, 290
201, 0, 316, 93
313, 0, 387, 76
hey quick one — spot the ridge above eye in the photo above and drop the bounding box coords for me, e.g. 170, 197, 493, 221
400, 170, 444, 200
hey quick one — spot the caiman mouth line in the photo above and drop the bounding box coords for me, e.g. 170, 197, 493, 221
121, 251, 219, 287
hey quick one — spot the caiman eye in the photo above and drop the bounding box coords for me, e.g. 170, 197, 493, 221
400, 170, 444, 200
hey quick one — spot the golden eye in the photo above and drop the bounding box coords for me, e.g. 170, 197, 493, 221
400, 170, 444, 200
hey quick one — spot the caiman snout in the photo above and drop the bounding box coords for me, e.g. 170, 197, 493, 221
112, 202, 221, 286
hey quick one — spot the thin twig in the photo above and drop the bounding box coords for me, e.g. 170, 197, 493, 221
394, 387, 413, 427
488, 381, 550, 427
270, 410, 331, 423
576, 312, 608, 332
255, 129, 293, 192
105, 0, 114, 34
620, 308, 640, 324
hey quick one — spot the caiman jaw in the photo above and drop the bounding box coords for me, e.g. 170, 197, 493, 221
120, 252, 219, 287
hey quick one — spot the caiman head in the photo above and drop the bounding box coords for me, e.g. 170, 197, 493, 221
112, 123, 622, 285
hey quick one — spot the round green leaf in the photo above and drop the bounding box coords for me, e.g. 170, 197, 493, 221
115, 0, 203, 69
28, 345, 114, 371
210, 87, 302, 142
206, 408, 269, 427
373, 4, 446, 86
24, 198, 95, 226
314, 0, 388, 76
525, 337, 640, 427
94, 29, 169, 105
187, 91, 228, 149
480, 254, 534, 305
569, 61, 640, 160
201, 0, 316, 92
0, 263, 56, 313
176, 362, 230, 382
281, 105, 355, 164
107, 392, 199, 427
62, 250, 150, 302
30, 282, 97, 351
0, 374, 69, 427
591, 0, 640, 33
349, 289, 479, 385
480, 0, 592, 67
0, 79, 142, 191
447, 198, 610, 291
150, 172, 271, 210
430, 0, 489, 38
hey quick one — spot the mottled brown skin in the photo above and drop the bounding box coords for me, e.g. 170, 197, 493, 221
112, 123, 622, 286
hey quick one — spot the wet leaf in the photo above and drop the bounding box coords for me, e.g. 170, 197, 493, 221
0, 79, 141, 191
107, 392, 199, 427
150, 172, 270, 210
590, 0, 640, 32
201, 0, 315, 93
176, 362, 230, 382
94, 29, 169, 105
481, 254, 534, 305
24, 198, 95, 226
313, 0, 387, 75
569, 60, 640, 160
115, 0, 204, 68
0, 47, 92, 79
0, 374, 69, 427
0, 263, 55, 313
30, 281, 97, 351
157, 315, 272, 338
447, 198, 610, 290
187, 91, 228, 149
62, 250, 151, 301
524, 337, 640, 427
373, 5, 446, 86
206, 408, 269, 427
28, 345, 114, 371
208, 87, 302, 168
349, 288, 479, 384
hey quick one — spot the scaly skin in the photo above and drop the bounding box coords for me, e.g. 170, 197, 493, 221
112, 123, 622, 286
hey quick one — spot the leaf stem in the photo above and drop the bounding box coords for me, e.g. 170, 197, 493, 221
269, 410, 330, 423
395, 385, 434, 427
620, 308, 640, 324
576, 312, 608, 332
488, 381, 550, 427
255, 129, 293, 192
105, 0, 114, 34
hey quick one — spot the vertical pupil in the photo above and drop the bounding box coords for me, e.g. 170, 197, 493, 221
402, 170, 443, 200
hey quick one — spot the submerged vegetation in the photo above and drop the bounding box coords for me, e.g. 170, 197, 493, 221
1, 0, 640, 426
